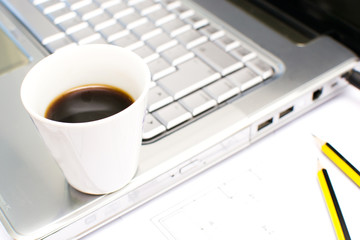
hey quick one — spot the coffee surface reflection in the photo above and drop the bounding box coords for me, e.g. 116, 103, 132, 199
45, 84, 134, 123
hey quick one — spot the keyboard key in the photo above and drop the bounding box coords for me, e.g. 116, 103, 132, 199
179, 90, 216, 116
106, 2, 134, 18
246, 58, 274, 79
226, 67, 262, 91
215, 34, 240, 51
146, 32, 178, 52
184, 14, 208, 29
70, 26, 101, 44
95, 0, 120, 9
159, 0, 181, 10
32, 0, 48, 5
132, 21, 162, 40
87, 12, 115, 31
99, 22, 129, 42
47, 7, 77, 24
68, 0, 92, 11
127, 0, 145, 6
118, 11, 148, 29
147, 57, 176, 80
57, 16, 88, 34
203, 78, 240, 103
87, 37, 108, 44
133, 1, 161, 15
147, 86, 174, 112
172, 5, 194, 19
230, 45, 257, 62
143, 114, 166, 139
153, 102, 192, 129
37, 0, 66, 14
147, 7, 176, 26
76, 2, 104, 20
193, 41, 244, 76
45, 36, 76, 52
133, 45, 159, 63
161, 44, 194, 66
161, 18, 191, 37
176, 29, 207, 49
158, 57, 221, 99
200, 25, 225, 41
111, 33, 144, 50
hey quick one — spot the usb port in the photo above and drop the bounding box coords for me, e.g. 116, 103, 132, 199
257, 118, 273, 131
279, 106, 294, 118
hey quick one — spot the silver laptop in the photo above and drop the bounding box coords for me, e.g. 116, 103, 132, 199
0, 0, 358, 239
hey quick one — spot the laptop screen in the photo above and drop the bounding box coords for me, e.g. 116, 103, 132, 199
228, 0, 360, 54
254, 0, 360, 55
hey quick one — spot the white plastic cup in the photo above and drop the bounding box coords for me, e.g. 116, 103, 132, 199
20, 44, 150, 195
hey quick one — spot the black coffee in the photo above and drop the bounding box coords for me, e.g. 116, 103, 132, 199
45, 84, 134, 123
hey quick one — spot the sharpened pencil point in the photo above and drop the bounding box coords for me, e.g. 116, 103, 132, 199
312, 134, 325, 149
317, 158, 323, 171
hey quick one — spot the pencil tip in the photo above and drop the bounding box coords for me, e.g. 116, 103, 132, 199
312, 134, 325, 148
317, 158, 324, 170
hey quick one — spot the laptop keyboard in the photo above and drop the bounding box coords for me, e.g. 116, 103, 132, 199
17, 0, 275, 141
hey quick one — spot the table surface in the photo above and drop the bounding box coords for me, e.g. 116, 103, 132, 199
2, 85, 360, 240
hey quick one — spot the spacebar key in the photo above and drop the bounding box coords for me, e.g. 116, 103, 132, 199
157, 57, 221, 100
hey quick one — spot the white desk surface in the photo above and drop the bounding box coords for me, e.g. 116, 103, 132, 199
2, 85, 360, 240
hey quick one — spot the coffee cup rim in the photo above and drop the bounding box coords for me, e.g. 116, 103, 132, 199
20, 44, 151, 127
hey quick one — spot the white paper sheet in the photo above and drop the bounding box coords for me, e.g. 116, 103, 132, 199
84, 85, 360, 240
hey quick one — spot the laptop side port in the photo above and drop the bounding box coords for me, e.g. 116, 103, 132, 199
279, 106, 294, 118
312, 88, 323, 100
257, 118, 273, 131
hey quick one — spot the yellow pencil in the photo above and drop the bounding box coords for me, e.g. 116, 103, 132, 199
317, 165, 351, 240
313, 135, 360, 188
